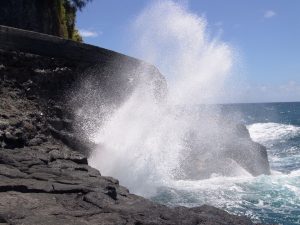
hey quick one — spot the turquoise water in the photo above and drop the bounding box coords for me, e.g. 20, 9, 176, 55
152, 102, 300, 225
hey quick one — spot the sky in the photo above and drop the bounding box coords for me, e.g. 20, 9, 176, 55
77, 0, 300, 103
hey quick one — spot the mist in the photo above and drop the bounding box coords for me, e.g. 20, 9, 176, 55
83, 0, 250, 196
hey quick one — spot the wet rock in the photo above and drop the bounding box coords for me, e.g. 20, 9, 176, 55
105, 186, 118, 200
0, 120, 9, 130
224, 138, 270, 176
28, 137, 43, 146
49, 126, 94, 156
48, 118, 67, 131
83, 191, 115, 208
3, 131, 26, 148
0, 164, 28, 178
49, 149, 88, 164
8, 119, 22, 127
181, 122, 270, 179
235, 123, 251, 138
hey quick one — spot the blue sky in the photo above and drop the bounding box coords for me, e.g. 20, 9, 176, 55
77, 0, 300, 103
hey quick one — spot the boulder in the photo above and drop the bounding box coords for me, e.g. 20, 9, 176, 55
181, 123, 270, 179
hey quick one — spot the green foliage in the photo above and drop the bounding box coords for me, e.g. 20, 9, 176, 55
58, 0, 92, 41
72, 28, 83, 42
68, 0, 92, 11
55, 0, 69, 38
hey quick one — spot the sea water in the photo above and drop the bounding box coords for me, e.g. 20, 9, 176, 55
152, 102, 300, 225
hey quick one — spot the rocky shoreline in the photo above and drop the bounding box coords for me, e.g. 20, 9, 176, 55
0, 27, 267, 225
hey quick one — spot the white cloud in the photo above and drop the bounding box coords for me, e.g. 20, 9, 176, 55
78, 29, 100, 38
264, 10, 276, 19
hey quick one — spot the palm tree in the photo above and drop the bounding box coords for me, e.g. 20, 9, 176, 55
69, 0, 92, 11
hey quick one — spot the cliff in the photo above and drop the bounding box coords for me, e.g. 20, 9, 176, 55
0, 0, 83, 41
0, 25, 263, 225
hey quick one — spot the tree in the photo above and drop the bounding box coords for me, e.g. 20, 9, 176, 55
63, 0, 92, 42
69, 0, 92, 11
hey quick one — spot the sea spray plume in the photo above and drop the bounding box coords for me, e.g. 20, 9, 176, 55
70, 58, 167, 142
132, 0, 233, 104
90, 71, 186, 195
88, 0, 240, 195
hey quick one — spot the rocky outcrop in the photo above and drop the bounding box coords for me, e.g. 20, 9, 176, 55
181, 121, 270, 180
0, 25, 167, 153
223, 124, 270, 176
0, 0, 63, 37
0, 26, 266, 224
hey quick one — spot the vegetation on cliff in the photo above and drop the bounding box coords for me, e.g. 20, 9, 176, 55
0, 0, 91, 42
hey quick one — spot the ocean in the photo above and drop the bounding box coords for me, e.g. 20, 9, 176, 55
151, 102, 300, 225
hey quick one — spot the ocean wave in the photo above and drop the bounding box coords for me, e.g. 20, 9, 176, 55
247, 122, 300, 144
153, 170, 300, 224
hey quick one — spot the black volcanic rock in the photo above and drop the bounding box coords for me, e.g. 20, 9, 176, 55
181, 121, 270, 179
0, 82, 259, 224
0, 26, 268, 224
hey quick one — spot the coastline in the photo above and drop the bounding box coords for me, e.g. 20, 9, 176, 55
0, 26, 267, 225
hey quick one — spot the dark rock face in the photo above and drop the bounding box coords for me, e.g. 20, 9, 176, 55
0, 0, 65, 37
181, 121, 270, 180
0, 25, 167, 146
223, 127, 270, 176
0, 27, 267, 224
223, 123, 270, 176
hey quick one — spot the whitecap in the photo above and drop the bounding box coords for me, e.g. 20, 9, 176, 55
247, 122, 300, 144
